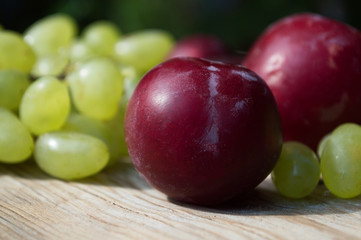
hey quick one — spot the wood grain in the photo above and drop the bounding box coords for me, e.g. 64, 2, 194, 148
1, 159, 361, 240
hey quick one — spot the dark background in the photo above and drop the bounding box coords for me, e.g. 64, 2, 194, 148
0, 0, 360, 51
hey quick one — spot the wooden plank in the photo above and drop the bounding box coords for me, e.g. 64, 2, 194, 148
1, 159, 361, 240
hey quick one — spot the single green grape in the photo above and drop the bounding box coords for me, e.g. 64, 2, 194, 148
0, 69, 31, 111
34, 131, 109, 180
0, 30, 36, 73
114, 30, 174, 72
0, 107, 34, 163
19, 76, 70, 135
24, 14, 77, 56
31, 54, 69, 77
320, 123, 361, 198
82, 21, 121, 56
62, 113, 122, 165
68, 58, 123, 120
271, 141, 320, 199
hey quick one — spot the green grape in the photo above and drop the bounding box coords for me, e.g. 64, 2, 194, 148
69, 40, 97, 63
0, 30, 36, 73
0, 70, 30, 111
272, 141, 320, 199
62, 113, 122, 165
102, 65, 141, 158
320, 123, 361, 198
119, 64, 142, 101
0, 107, 34, 163
31, 54, 69, 77
68, 58, 123, 120
24, 14, 77, 56
34, 131, 109, 180
20, 76, 70, 135
317, 133, 330, 157
105, 98, 129, 158
82, 21, 121, 56
114, 30, 174, 72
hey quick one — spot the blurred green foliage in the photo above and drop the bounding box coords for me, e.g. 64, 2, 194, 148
0, 0, 360, 50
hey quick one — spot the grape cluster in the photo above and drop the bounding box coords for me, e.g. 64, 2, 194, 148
272, 123, 361, 199
0, 14, 174, 180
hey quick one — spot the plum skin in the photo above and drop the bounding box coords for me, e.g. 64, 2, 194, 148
243, 13, 361, 150
125, 57, 283, 206
167, 34, 228, 60
166, 34, 245, 64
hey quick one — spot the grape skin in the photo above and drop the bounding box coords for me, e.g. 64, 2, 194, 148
102, 65, 142, 158
114, 30, 174, 72
34, 131, 109, 180
105, 98, 129, 158
0, 107, 34, 163
19, 76, 70, 135
24, 14, 77, 56
272, 141, 320, 199
62, 113, 122, 165
317, 133, 330, 158
119, 64, 142, 101
0, 31, 36, 73
68, 58, 123, 120
320, 123, 361, 198
0, 70, 30, 111
82, 21, 121, 56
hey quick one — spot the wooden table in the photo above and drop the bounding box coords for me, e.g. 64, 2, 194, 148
1, 159, 361, 240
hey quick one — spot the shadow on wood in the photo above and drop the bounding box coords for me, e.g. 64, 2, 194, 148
168, 181, 361, 216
